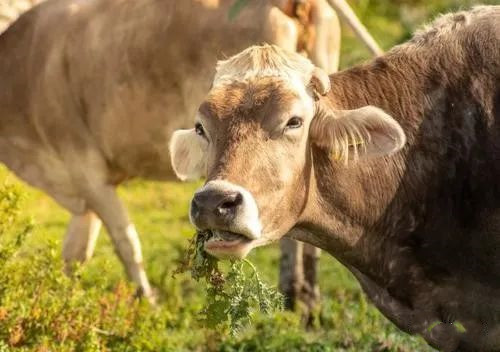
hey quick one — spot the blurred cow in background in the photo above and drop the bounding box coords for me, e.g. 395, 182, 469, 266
0, 0, 42, 32
0, 0, 379, 313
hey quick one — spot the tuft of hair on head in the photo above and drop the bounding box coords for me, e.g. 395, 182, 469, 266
213, 44, 315, 87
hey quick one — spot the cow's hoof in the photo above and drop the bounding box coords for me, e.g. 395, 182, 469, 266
134, 286, 159, 306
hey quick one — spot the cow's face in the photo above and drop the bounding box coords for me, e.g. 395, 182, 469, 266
170, 45, 405, 259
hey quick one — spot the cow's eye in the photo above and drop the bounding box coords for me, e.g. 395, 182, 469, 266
195, 122, 205, 137
286, 116, 303, 129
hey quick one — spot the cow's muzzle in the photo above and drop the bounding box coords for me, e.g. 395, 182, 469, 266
189, 180, 262, 259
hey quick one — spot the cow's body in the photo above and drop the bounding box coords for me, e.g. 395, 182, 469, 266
296, 8, 500, 349
0, 0, 342, 300
172, 6, 500, 350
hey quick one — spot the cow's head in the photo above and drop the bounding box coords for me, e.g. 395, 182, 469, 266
170, 44, 405, 259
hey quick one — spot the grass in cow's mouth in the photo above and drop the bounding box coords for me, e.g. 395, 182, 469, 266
174, 230, 283, 333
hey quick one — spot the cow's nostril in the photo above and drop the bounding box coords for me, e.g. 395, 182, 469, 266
220, 193, 243, 209
219, 201, 233, 210
216, 192, 243, 215
192, 189, 243, 217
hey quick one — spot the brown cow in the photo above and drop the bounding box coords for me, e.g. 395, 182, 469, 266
171, 6, 500, 351
1, 0, 382, 304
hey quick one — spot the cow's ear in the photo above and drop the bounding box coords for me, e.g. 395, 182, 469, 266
169, 129, 207, 181
309, 105, 406, 163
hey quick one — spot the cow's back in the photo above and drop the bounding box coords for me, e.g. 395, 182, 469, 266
57, 0, 281, 180
0, 0, 289, 194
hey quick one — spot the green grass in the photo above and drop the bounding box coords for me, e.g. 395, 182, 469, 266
0, 165, 433, 351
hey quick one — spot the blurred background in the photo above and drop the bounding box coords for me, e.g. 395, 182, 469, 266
0, 0, 497, 351
336, 0, 498, 67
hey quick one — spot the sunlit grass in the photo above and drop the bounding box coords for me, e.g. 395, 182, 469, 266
0, 164, 434, 351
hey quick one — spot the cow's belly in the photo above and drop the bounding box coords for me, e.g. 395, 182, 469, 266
98, 118, 181, 182
0, 136, 86, 213
108, 145, 177, 182
86, 75, 207, 183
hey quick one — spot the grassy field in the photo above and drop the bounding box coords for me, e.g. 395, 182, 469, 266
1, 1, 497, 351
0, 165, 434, 351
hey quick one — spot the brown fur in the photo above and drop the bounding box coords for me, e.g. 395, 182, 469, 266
203, 79, 299, 122
191, 6, 500, 351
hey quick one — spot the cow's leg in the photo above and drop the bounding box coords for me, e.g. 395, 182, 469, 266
280, 234, 321, 325
302, 243, 321, 325
84, 185, 154, 302
279, 237, 303, 310
266, 5, 298, 52
62, 211, 102, 271
309, 0, 341, 74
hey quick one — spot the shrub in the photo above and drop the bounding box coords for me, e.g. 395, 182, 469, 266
0, 181, 175, 352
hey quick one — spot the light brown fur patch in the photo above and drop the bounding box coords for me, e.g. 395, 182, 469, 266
201, 78, 300, 122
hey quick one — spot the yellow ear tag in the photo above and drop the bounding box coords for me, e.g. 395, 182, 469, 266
331, 139, 365, 161
348, 139, 365, 147
331, 150, 341, 161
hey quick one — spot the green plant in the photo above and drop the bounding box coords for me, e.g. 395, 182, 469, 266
175, 231, 283, 333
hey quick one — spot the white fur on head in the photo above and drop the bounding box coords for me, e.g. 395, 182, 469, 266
310, 105, 406, 163
213, 44, 316, 88
169, 129, 207, 181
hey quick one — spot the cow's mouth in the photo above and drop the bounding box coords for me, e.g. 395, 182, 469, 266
203, 229, 254, 259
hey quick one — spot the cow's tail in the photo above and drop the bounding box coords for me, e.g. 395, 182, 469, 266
325, 0, 383, 57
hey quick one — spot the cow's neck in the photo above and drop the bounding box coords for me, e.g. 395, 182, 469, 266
297, 52, 433, 289
297, 43, 498, 302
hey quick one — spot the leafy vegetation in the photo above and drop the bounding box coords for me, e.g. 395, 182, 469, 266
0, 0, 495, 350
174, 230, 283, 333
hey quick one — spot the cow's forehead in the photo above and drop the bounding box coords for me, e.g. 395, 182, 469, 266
200, 78, 301, 121
213, 44, 315, 88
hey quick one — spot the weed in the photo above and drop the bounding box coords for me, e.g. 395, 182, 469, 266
175, 231, 283, 333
